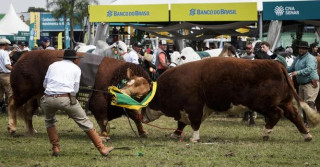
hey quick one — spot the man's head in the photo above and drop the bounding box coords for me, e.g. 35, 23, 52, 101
133, 42, 142, 53
246, 44, 253, 54
260, 41, 271, 53
43, 37, 50, 47
298, 41, 309, 56
59, 49, 82, 62
310, 42, 318, 53
18, 41, 25, 50
159, 40, 167, 51
0, 38, 11, 49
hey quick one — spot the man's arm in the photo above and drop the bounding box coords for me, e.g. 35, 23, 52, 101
159, 53, 168, 69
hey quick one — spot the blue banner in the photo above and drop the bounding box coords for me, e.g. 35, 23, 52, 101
29, 23, 35, 49
65, 24, 70, 49
41, 13, 82, 31
263, 1, 320, 20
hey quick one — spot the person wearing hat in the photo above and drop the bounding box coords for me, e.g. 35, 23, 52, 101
42, 37, 51, 49
40, 50, 113, 156
287, 41, 319, 122
154, 40, 169, 76
124, 42, 142, 65
241, 44, 255, 60
0, 38, 13, 110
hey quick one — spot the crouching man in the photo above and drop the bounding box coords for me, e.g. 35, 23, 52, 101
40, 50, 113, 156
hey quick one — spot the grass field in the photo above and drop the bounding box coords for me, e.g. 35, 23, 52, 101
1, 112, 320, 167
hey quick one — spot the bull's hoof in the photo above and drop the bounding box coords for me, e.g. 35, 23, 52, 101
190, 138, 200, 143
169, 133, 181, 140
26, 129, 37, 136
8, 127, 16, 136
139, 133, 148, 138
303, 133, 312, 142
101, 136, 111, 142
262, 136, 269, 141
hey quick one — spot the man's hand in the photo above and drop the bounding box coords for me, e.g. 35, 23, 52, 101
292, 71, 298, 76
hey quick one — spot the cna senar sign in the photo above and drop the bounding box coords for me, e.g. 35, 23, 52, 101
89, 5, 169, 22
170, 3, 257, 21
263, 1, 320, 20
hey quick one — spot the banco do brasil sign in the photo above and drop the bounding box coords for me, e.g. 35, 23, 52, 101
263, 1, 320, 20
89, 5, 169, 22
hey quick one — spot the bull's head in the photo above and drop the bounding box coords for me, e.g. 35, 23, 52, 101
113, 41, 128, 56
169, 51, 185, 68
120, 68, 150, 100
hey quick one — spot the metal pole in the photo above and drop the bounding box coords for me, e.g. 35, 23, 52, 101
259, 11, 263, 40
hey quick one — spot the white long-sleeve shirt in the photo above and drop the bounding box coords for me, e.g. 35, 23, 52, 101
43, 60, 81, 95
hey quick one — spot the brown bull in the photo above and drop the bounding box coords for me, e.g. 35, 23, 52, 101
142, 57, 320, 142
8, 50, 151, 138
89, 57, 151, 140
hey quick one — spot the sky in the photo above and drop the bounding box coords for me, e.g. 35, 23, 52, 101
0, 0, 115, 14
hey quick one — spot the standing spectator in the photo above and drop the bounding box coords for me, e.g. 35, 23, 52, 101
155, 40, 169, 76
124, 42, 142, 65
310, 42, 319, 57
40, 50, 113, 156
241, 44, 255, 60
0, 38, 13, 112
226, 45, 238, 58
17, 41, 25, 51
218, 43, 231, 57
42, 37, 51, 49
287, 41, 319, 124
256, 41, 277, 59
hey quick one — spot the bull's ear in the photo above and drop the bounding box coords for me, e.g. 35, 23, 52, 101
181, 56, 186, 60
126, 68, 134, 79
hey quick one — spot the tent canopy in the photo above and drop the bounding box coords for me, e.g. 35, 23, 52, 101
0, 4, 29, 35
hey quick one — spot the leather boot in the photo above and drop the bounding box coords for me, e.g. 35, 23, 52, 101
47, 126, 60, 156
86, 129, 114, 156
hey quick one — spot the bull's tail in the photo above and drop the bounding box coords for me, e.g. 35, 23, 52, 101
281, 65, 320, 127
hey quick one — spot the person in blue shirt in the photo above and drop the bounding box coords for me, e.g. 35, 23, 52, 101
287, 41, 319, 124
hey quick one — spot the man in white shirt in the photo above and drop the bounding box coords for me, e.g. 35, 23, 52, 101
40, 50, 113, 157
124, 42, 142, 64
0, 38, 13, 109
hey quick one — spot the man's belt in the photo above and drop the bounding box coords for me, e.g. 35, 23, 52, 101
300, 81, 312, 85
45, 94, 69, 97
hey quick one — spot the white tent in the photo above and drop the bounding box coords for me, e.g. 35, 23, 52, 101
0, 4, 29, 35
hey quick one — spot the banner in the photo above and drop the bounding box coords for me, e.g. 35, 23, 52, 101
40, 13, 82, 31
58, 32, 62, 50
30, 12, 40, 40
28, 23, 35, 48
65, 24, 70, 49
89, 4, 169, 22
171, 3, 257, 21
263, 1, 320, 20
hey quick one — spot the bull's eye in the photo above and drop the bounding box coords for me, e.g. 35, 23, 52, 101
119, 48, 122, 51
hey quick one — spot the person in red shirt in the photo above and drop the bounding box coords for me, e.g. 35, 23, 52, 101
155, 40, 169, 75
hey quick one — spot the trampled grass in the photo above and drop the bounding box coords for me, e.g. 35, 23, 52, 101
0, 112, 320, 167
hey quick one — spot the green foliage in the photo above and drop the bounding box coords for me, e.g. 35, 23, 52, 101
27, 7, 49, 12
47, 0, 98, 48
1, 113, 320, 166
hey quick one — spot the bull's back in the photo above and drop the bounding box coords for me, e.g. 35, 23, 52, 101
153, 58, 290, 112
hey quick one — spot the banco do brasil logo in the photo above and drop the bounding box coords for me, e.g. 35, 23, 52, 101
107, 10, 113, 17
274, 6, 284, 16
189, 9, 196, 16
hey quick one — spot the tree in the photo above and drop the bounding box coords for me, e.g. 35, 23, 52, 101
28, 7, 48, 12
47, 0, 98, 49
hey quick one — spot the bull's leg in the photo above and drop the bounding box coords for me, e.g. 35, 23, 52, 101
23, 98, 39, 135
127, 111, 148, 138
7, 97, 17, 135
248, 111, 255, 127
187, 107, 203, 143
97, 118, 110, 141
281, 104, 312, 142
262, 107, 282, 141
170, 121, 187, 139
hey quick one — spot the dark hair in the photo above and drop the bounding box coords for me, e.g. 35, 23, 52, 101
227, 45, 236, 56
260, 41, 270, 48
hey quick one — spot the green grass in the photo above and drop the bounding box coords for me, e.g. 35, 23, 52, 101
1, 112, 320, 167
